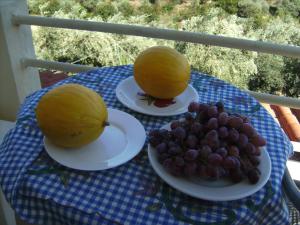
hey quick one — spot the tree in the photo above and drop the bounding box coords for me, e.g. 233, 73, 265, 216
282, 58, 300, 97
248, 55, 284, 94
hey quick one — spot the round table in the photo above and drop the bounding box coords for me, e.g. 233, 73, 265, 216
0, 65, 293, 225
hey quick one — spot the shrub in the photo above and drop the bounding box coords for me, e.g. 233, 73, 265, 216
28, 0, 300, 97
250, 17, 300, 45
137, 1, 159, 22
28, 0, 60, 16
237, 0, 269, 18
214, 0, 239, 15
116, 1, 135, 18
28, 0, 88, 18
277, 0, 300, 18
173, 2, 205, 22
181, 8, 257, 89
94, 2, 117, 21
248, 55, 284, 94
282, 58, 300, 97
32, 13, 170, 66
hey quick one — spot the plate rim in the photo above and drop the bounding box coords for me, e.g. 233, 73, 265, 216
147, 123, 272, 201
116, 76, 199, 116
44, 108, 146, 171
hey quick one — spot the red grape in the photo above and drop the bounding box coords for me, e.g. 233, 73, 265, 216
229, 168, 244, 183
251, 135, 266, 147
158, 153, 170, 162
223, 156, 239, 169
247, 169, 260, 184
244, 143, 256, 155
228, 128, 239, 143
218, 112, 229, 126
206, 166, 222, 179
218, 126, 229, 139
248, 155, 260, 166
238, 133, 248, 148
162, 158, 173, 170
171, 127, 186, 140
149, 136, 161, 147
170, 165, 183, 176
185, 135, 198, 148
228, 145, 239, 157
197, 111, 208, 123
188, 102, 200, 112
254, 147, 261, 156
205, 129, 218, 139
208, 153, 223, 166
168, 141, 178, 148
170, 120, 181, 130
199, 145, 212, 159
156, 142, 167, 154
184, 162, 198, 176
241, 123, 256, 138
185, 112, 194, 121
174, 156, 185, 167
149, 129, 160, 138
216, 147, 228, 158
191, 122, 202, 134
206, 136, 220, 149
168, 146, 182, 155
207, 106, 218, 118
198, 103, 209, 113
228, 116, 243, 129
184, 149, 199, 161
198, 164, 207, 177
159, 129, 169, 136
151, 101, 264, 185
207, 118, 218, 130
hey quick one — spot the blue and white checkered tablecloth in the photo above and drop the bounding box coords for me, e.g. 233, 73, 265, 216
0, 65, 293, 225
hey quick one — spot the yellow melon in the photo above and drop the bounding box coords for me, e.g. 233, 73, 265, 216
35, 84, 108, 148
134, 46, 190, 99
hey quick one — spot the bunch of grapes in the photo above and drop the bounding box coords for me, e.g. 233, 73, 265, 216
149, 101, 267, 184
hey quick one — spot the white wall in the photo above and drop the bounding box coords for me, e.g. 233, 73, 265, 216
0, 120, 16, 225
0, 32, 21, 121
0, 190, 16, 225
0, 0, 41, 121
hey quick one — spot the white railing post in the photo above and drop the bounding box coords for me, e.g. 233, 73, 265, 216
0, 0, 40, 121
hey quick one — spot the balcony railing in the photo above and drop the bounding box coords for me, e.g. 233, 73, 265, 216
1, 0, 300, 121
1, 2, 300, 225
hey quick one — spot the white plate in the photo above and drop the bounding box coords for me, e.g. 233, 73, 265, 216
148, 123, 272, 201
116, 76, 199, 116
44, 108, 146, 171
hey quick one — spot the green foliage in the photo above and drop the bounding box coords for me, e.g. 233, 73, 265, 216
181, 9, 257, 89
236, 0, 270, 28
277, 0, 300, 18
76, 0, 96, 13
32, 13, 166, 66
28, 0, 60, 16
137, 1, 159, 22
95, 2, 117, 21
116, 1, 135, 17
237, 0, 269, 18
282, 58, 300, 97
214, 0, 239, 14
162, 3, 175, 13
28, 0, 300, 97
174, 2, 207, 22
251, 17, 300, 45
28, 0, 87, 18
248, 55, 284, 94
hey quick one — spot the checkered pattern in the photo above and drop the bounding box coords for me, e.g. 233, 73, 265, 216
0, 65, 293, 225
